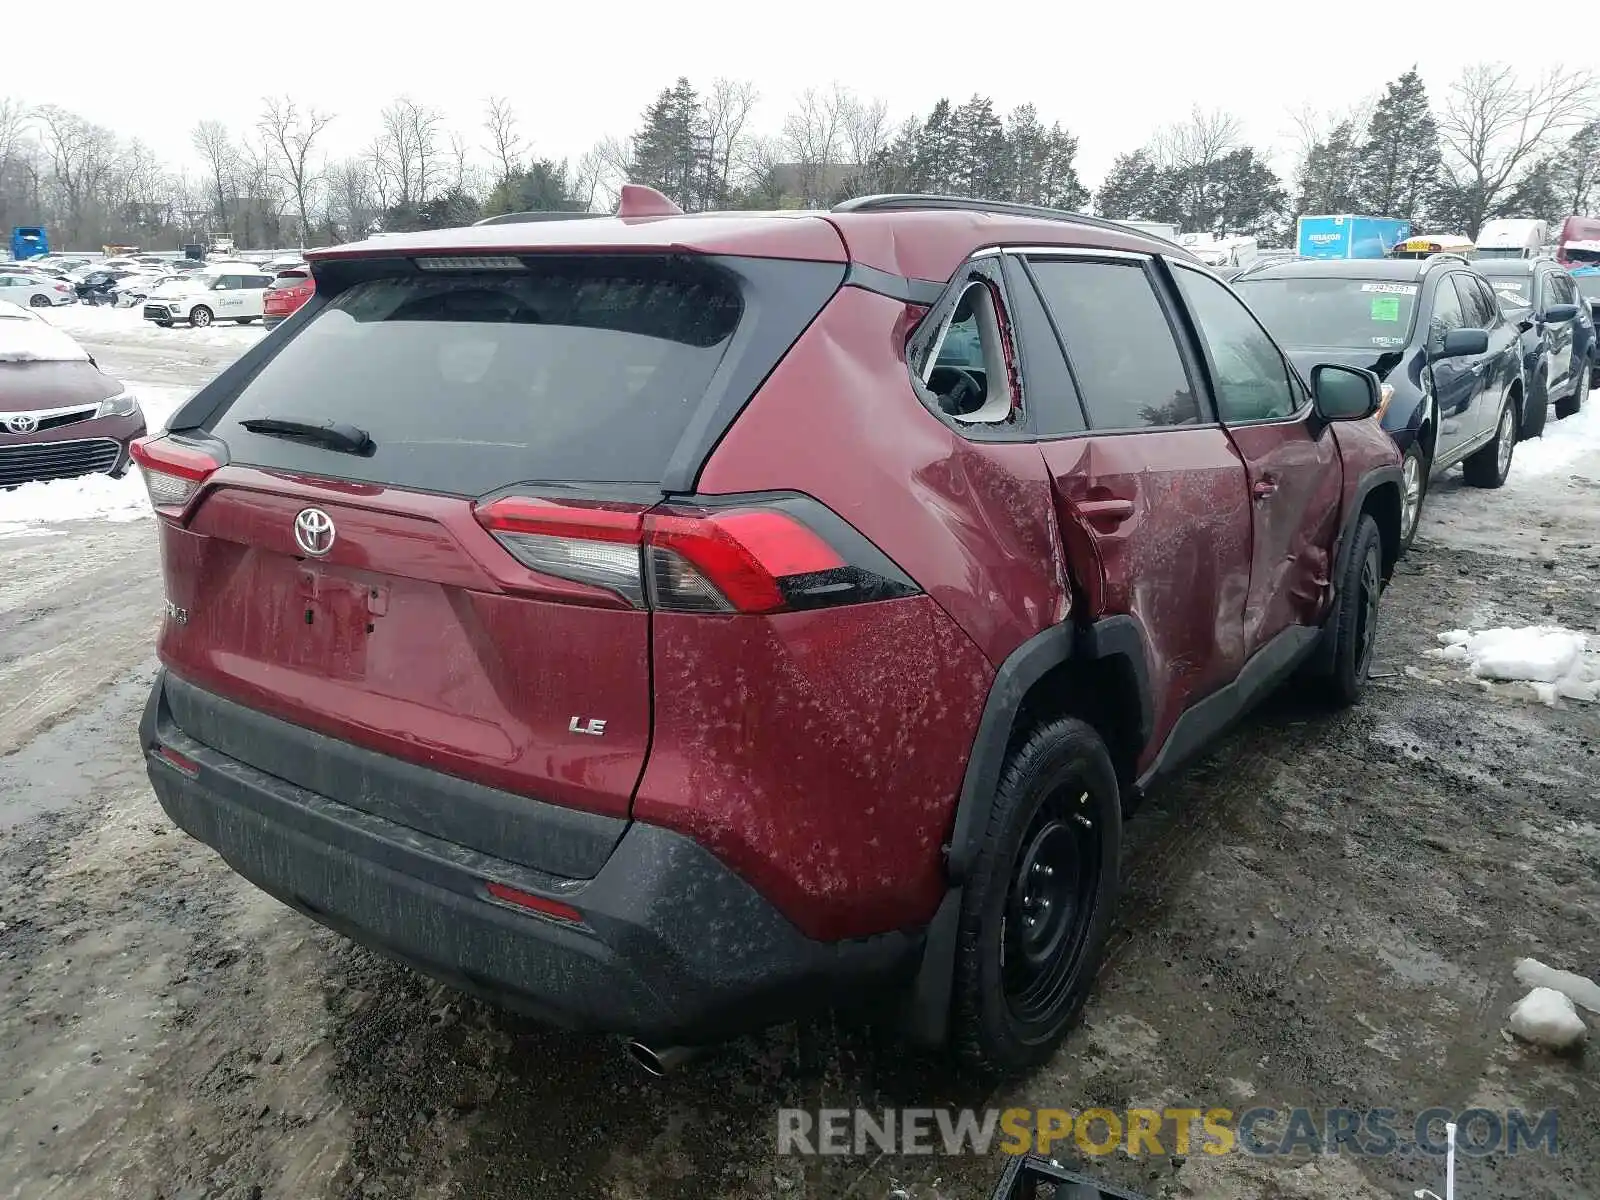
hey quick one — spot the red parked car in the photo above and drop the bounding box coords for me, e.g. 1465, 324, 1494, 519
133, 189, 1402, 1074
262, 264, 313, 329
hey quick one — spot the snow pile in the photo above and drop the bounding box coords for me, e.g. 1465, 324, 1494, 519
1515, 957, 1600, 1013
1430, 625, 1599, 704
0, 302, 90, 362
1507, 988, 1587, 1051
1515, 390, 1600, 479
40, 302, 263, 348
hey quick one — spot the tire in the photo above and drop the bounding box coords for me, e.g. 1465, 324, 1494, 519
1463, 396, 1515, 488
1398, 443, 1427, 555
1555, 378, 1584, 420
953, 717, 1121, 1075
236, 317, 256, 325
28, 294, 50, 308
189, 306, 213, 328
1321, 514, 1384, 707
1522, 360, 1550, 440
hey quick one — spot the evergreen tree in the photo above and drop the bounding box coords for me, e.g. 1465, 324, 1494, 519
1207, 147, 1288, 237
628, 78, 711, 211
949, 95, 1008, 199
910, 99, 957, 192
1355, 68, 1440, 224
484, 159, 579, 216
1295, 120, 1363, 217
1094, 150, 1164, 219
1551, 121, 1600, 216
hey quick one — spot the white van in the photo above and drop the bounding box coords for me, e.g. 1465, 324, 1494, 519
1474, 218, 1548, 260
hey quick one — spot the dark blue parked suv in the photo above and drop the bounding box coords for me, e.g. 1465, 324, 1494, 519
1234, 255, 1523, 553
1474, 256, 1589, 433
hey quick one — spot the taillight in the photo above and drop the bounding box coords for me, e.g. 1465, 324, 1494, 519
473, 494, 918, 614
129, 436, 220, 517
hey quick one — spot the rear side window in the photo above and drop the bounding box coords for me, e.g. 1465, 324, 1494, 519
211, 257, 746, 495
1453, 274, 1497, 330
1029, 258, 1199, 429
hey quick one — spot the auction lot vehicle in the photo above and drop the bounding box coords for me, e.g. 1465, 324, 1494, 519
0, 299, 146, 484
262, 264, 313, 329
1473, 218, 1548, 260
135, 189, 1402, 1072
1554, 215, 1600, 268
1388, 233, 1475, 259
0, 268, 75, 307
142, 269, 273, 327
1476, 257, 1590, 428
1235, 254, 1525, 554
1296, 214, 1410, 260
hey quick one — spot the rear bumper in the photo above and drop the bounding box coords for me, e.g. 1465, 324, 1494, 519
141, 670, 921, 1041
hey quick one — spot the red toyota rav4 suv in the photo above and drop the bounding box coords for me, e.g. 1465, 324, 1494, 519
135, 189, 1401, 1074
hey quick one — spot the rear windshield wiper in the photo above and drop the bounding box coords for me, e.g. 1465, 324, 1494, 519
238, 416, 374, 456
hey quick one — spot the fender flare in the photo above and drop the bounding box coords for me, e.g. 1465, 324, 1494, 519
904, 614, 1152, 1045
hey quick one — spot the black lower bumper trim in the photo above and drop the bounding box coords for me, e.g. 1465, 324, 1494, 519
141, 669, 923, 1040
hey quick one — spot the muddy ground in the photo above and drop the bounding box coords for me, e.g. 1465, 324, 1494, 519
1, 330, 1596, 1200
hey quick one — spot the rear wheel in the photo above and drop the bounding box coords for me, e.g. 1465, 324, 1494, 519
236, 316, 256, 325
28, 294, 49, 308
1321, 514, 1384, 706
1463, 398, 1515, 488
189, 306, 213, 328
953, 717, 1121, 1075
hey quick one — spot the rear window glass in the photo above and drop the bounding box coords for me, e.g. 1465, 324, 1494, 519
212, 258, 744, 494
1234, 277, 1420, 349
1486, 276, 1530, 309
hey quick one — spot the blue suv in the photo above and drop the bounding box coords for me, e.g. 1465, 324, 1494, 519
1234, 254, 1523, 553
1474, 256, 1590, 432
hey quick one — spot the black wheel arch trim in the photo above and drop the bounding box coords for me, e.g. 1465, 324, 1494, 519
905, 614, 1152, 1045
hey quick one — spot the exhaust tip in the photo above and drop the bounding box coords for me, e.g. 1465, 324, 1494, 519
624, 1038, 697, 1077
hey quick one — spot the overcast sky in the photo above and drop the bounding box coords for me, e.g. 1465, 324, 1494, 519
10, 2, 1588, 188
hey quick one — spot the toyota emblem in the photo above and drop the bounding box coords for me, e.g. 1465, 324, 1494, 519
5, 414, 38, 434
294, 507, 336, 556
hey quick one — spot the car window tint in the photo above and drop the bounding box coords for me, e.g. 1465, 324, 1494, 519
1029, 258, 1198, 429
1428, 278, 1466, 352
1005, 258, 1084, 435
1173, 266, 1297, 423
1453, 274, 1495, 328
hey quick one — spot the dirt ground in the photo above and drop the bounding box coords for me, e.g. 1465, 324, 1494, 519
1, 331, 1596, 1200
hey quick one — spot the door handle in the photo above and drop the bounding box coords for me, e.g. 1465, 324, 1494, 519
1252, 477, 1279, 500
1077, 497, 1135, 524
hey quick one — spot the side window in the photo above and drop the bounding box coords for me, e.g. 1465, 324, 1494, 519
1002, 255, 1085, 436
1473, 277, 1504, 327
1171, 265, 1298, 423
247, 275, 271, 290
1029, 258, 1199, 430
1428, 277, 1466, 352
1453, 274, 1494, 329
923, 278, 1017, 425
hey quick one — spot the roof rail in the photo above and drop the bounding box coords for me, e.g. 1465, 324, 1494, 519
1421, 252, 1473, 267
473, 210, 599, 226
1231, 258, 1283, 281
832, 194, 1183, 245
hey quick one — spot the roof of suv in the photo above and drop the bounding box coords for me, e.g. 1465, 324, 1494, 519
1471, 256, 1558, 277
307, 193, 1201, 285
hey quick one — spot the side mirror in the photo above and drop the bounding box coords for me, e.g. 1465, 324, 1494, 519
1311, 363, 1380, 421
1437, 328, 1489, 359
1544, 303, 1578, 323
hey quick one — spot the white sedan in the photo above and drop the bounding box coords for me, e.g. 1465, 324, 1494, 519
140, 269, 274, 328
0, 269, 76, 308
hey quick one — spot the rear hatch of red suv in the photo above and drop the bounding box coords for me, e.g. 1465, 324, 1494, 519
137, 242, 848, 879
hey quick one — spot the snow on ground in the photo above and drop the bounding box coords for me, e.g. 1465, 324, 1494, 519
1429, 624, 1599, 705
1514, 388, 1600, 480
0, 381, 192, 539
39, 301, 264, 351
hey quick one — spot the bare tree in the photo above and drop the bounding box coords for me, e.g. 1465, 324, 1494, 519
483, 95, 523, 187
325, 157, 378, 240
1437, 64, 1597, 235
782, 85, 849, 206
841, 94, 891, 168
701, 78, 758, 202
258, 96, 334, 246
569, 146, 608, 211
190, 119, 237, 232
35, 106, 118, 243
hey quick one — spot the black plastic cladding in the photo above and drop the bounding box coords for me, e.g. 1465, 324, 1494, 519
162, 254, 847, 499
